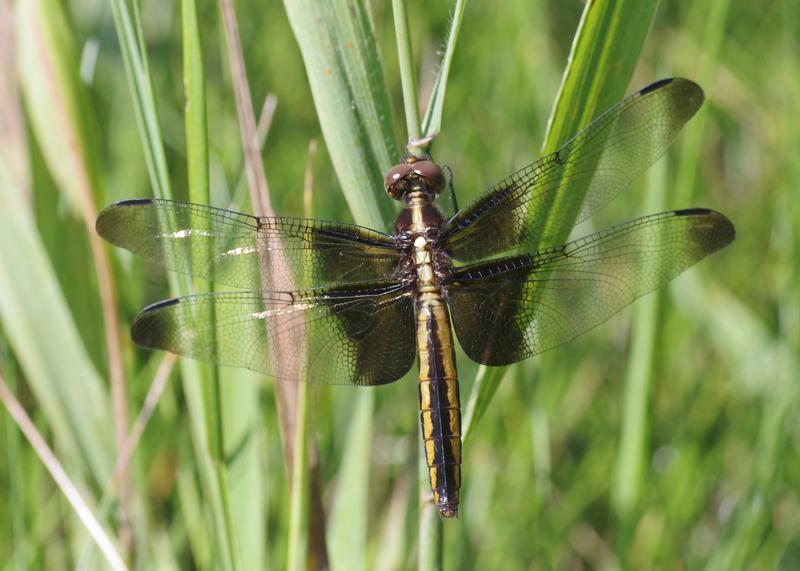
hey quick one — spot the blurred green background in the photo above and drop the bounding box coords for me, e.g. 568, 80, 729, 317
0, 0, 798, 569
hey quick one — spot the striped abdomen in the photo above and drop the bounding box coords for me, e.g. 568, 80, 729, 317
416, 292, 461, 518
397, 196, 461, 518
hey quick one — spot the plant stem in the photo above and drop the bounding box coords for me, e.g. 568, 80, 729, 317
418, 426, 443, 571
392, 0, 423, 154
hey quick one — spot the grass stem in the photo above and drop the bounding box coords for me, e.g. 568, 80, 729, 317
391, 0, 422, 153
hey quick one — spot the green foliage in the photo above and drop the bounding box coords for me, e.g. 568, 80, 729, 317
1, 0, 798, 569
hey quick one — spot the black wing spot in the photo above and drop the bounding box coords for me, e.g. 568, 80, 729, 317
116, 198, 155, 206
675, 207, 712, 216
640, 78, 674, 95
141, 298, 181, 312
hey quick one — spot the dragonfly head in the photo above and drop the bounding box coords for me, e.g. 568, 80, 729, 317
384, 158, 445, 201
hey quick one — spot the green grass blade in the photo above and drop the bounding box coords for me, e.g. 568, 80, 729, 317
673, 0, 731, 206
5, 0, 799, 567
418, 505, 443, 571
417, 426, 442, 571
388, 0, 454, 556
0, 151, 113, 492
284, 1, 401, 564
184, 1, 245, 567
420, 0, 466, 141
3, 354, 30, 570
15, 0, 134, 551
0, 374, 127, 570
286, 150, 318, 571
287, 382, 310, 571
462, 0, 661, 442
542, 1, 661, 155
327, 390, 374, 571
109, 0, 241, 567
283, 0, 399, 230
176, 464, 212, 568
673, 276, 798, 571
15, 0, 101, 214
11, 0, 121, 485
183, 0, 209, 205
613, 0, 729, 559
372, 473, 411, 571
392, 0, 422, 147
461, 364, 505, 442
108, 0, 172, 202
217, 369, 266, 570
0, 145, 120, 564
612, 157, 667, 542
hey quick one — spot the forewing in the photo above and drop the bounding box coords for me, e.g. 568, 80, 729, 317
440, 78, 704, 261
446, 209, 735, 365
96, 199, 401, 289
131, 283, 416, 385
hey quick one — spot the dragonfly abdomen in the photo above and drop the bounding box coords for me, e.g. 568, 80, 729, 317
416, 293, 462, 518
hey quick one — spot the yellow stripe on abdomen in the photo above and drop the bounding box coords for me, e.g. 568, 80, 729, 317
416, 294, 462, 518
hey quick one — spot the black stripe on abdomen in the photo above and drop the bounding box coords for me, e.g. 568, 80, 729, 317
417, 297, 462, 518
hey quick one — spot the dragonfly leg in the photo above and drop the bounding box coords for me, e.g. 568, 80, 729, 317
443, 164, 459, 213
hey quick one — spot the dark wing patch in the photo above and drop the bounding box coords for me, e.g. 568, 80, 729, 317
97, 199, 401, 290
446, 209, 734, 365
440, 78, 704, 262
131, 282, 417, 386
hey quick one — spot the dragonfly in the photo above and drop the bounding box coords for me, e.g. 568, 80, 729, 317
97, 78, 735, 518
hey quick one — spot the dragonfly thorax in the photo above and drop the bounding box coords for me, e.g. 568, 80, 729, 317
393, 194, 445, 235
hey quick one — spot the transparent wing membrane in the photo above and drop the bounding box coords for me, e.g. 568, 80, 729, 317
447, 209, 735, 365
440, 78, 704, 261
131, 283, 416, 385
96, 78, 736, 381
96, 199, 401, 290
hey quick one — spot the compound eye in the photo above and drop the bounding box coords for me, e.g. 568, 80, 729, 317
384, 163, 413, 194
412, 160, 445, 192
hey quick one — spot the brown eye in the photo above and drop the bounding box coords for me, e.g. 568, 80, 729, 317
384, 163, 413, 194
412, 160, 445, 192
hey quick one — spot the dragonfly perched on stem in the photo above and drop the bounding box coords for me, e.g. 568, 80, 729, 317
97, 78, 735, 518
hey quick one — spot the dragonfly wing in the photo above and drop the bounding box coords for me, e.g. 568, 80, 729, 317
440, 78, 704, 262
445, 209, 734, 365
131, 282, 417, 386
97, 199, 401, 289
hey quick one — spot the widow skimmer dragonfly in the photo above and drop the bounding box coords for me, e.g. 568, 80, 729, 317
97, 78, 734, 518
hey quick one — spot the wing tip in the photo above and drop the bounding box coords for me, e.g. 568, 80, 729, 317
639, 77, 705, 114
96, 198, 155, 241
675, 208, 736, 251
131, 298, 181, 348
